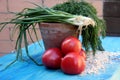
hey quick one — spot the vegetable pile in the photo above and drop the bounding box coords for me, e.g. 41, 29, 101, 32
42, 36, 86, 75
0, 1, 105, 70
0, 4, 95, 66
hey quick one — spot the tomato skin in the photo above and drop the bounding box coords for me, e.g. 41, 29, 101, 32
80, 49, 86, 60
61, 36, 82, 55
42, 48, 62, 69
61, 52, 85, 75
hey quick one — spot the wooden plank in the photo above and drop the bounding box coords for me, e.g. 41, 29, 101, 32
104, 17, 120, 36
103, 2, 120, 17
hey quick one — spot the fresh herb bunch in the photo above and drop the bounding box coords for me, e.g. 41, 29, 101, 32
53, 0, 106, 54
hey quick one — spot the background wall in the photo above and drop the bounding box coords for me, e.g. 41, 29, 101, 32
0, 0, 103, 56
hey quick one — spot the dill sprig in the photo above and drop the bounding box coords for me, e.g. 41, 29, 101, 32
53, 0, 106, 54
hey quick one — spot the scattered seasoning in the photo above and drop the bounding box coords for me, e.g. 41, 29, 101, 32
82, 51, 120, 75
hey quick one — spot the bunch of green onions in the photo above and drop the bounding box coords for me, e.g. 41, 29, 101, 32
0, 5, 95, 68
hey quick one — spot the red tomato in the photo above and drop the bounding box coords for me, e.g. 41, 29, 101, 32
80, 49, 86, 60
42, 48, 62, 69
61, 52, 86, 75
61, 36, 82, 55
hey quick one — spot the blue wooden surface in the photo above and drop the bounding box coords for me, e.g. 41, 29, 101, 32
0, 36, 120, 80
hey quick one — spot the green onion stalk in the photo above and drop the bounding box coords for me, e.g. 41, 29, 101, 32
0, 4, 95, 69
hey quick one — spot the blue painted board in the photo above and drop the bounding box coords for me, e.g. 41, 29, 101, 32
0, 37, 120, 80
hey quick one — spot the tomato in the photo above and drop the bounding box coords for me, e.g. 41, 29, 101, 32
61, 36, 82, 55
61, 52, 86, 75
80, 49, 86, 60
42, 48, 62, 69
